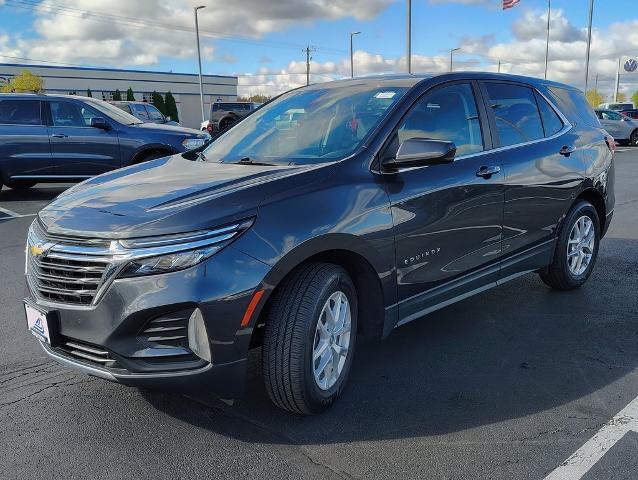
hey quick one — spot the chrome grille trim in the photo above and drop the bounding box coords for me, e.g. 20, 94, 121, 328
26, 219, 253, 309
59, 340, 116, 367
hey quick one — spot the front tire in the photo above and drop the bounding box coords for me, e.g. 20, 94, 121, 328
631, 129, 638, 146
262, 262, 358, 415
539, 200, 600, 290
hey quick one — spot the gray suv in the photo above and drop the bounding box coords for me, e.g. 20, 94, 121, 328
0, 94, 208, 191
595, 108, 638, 146
201, 101, 259, 133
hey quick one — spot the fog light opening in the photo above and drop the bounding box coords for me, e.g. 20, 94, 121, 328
188, 308, 212, 363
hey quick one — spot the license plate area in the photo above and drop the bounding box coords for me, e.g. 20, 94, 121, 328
24, 303, 55, 345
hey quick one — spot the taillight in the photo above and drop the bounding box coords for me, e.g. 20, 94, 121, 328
605, 134, 616, 154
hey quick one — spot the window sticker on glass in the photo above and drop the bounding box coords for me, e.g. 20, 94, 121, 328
374, 91, 397, 99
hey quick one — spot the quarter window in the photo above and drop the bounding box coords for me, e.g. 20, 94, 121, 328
486, 83, 544, 147
536, 94, 564, 137
397, 83, 484, 156
0, 100, 41, 125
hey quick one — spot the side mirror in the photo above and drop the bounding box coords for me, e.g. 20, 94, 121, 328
384, 138, 456, 170
90, 117, 110, 130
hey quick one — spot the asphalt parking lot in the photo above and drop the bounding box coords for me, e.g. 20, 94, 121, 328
1, 150, 637, 480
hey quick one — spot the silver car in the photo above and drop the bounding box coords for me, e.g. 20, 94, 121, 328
595, 109, 638, 146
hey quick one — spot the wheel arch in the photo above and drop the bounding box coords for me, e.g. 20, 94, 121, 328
576, 187, 606, 232
129, 144, 178, 165
249, 237, 390, 347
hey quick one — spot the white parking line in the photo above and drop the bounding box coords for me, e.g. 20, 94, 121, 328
544, 395, 638, 479
0, 206, 35, 218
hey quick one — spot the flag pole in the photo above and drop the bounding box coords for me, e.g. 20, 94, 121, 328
584, 0, 595, 92
544, 0, 551, 79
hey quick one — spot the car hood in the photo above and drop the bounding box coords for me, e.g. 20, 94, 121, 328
129, 122, 204, 136
39, 155, 313, 239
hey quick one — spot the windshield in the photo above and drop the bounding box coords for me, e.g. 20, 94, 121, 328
85, 98, 143, 124
202, 84, 408, 164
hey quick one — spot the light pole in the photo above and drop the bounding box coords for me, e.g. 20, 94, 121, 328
544, 0, 551, 79
194, 5, 206, 124
584, 0, 595, 92
450, 48, 461, 72
406, 0, 411, 74
350, 31, 361, 78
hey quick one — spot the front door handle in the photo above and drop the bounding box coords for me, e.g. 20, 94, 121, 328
559, 145, 575, 156
50, 133, 68, 138
476, 165, 501, 179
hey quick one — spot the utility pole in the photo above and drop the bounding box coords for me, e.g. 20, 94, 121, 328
450, 47, 460, 72
304, 46, 315, 86
350, 31, 361, 78
544, 0, 551, 79
595, 73, 599, 92
194, 5, 206, 124
406, 0, 411, 73
584, 0, 595, 92
498, 60, 501, 73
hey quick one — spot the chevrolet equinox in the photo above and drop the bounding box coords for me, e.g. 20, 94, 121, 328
24, 73, 615, 414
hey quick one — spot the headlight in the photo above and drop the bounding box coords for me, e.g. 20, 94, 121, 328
118, 245, 220, 278
116, 219, 253, 278
182, 137, 206, 150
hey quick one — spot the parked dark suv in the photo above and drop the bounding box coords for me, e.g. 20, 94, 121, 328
0, 94, 208, 190
201, 101, 259, 133
24, 73, 614, 414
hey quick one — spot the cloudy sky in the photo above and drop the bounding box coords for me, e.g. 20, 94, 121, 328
0, 0, 637, 98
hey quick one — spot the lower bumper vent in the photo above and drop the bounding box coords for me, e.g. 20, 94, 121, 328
57, 338, 117, 368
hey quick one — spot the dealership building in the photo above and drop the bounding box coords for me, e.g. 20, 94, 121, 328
0, 63, 238, 129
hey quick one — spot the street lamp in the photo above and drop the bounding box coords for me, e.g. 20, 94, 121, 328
450, 47, 461, 72
194, 5, 206, 124
350, 31, 361, 78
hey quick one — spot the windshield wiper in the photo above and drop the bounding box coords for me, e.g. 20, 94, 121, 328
195, 151, 208, 162
234, 157, 276, 166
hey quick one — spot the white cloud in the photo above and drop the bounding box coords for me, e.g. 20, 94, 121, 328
0, 0, 397, 67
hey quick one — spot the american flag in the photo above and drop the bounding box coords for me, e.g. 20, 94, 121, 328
503, 0, 520, 10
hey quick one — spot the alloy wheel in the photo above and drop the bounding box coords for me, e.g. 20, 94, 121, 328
567, 215, 595, 277
312, 290, 352, 390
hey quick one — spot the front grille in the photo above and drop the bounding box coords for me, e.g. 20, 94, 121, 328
26, 222, 114, 306
139, 309, 191, 349
57, 337, 117, 368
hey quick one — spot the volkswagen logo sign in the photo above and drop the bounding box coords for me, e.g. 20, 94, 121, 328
624, 59, 638, 73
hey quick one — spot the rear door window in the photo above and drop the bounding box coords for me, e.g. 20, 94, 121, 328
485, 83, 544, 147
601, 110, 622, 121
0, 100, 42, 125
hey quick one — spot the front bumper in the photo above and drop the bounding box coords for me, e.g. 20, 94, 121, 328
38, 340, 246, 396
26, 245, 270, 397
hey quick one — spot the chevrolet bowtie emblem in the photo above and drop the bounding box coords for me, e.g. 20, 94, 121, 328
30, 244, 46, 257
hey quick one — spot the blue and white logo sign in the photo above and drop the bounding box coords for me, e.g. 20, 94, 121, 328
624, 59, 638, 73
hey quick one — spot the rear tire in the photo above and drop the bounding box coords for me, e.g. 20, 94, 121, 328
262, 262, 358, 415
539, 200, 600, 290
5, 180, 36, 190
219, 118, 234, 131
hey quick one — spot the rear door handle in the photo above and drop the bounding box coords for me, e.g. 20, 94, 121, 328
559, 145, 575, 156
50, 133, 68, 138
476, 165, 501, 179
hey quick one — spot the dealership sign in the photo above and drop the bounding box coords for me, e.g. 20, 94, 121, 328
624, 59, 638, 73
